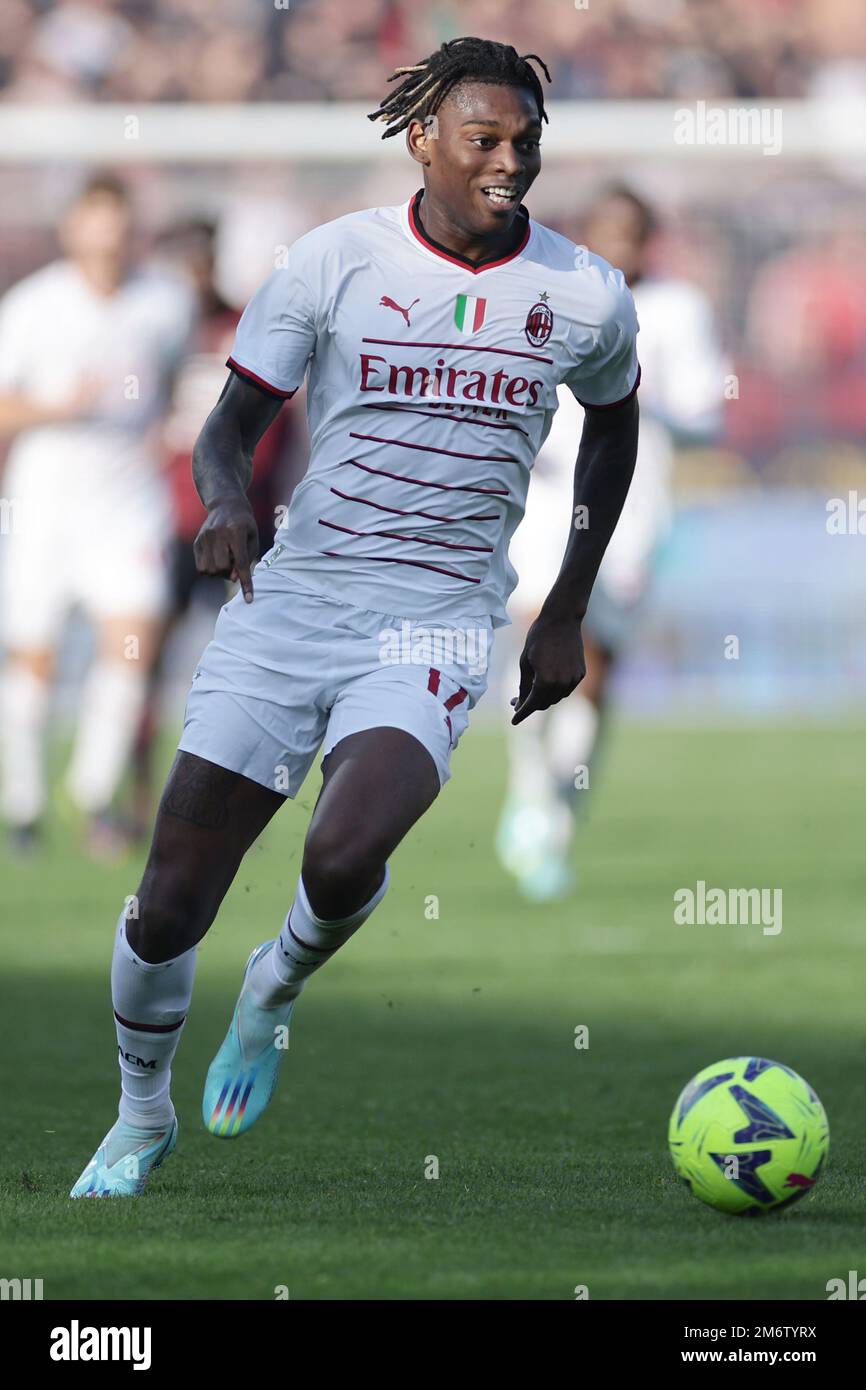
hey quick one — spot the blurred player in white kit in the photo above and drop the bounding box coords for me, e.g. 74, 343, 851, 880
0, 175, 193, 855
498, 186, 726, 899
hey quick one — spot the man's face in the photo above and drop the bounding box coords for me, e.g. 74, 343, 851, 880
410, 81, 542, 234
61, 193, 132, 285
584, 196, 647, 285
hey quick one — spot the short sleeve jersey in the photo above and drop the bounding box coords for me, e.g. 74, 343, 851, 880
228, 188, 640, 627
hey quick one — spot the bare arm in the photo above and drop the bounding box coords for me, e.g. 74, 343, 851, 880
0, 380, 101, 438
512, 393, 639, 724
191, 371, 286, 602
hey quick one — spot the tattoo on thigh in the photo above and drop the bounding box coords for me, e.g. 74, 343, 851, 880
163, 758, 236, 830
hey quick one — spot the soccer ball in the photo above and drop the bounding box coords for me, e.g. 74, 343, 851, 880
668, 1056, 829, 1215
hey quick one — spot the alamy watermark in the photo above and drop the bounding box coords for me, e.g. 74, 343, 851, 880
378, 620, 488, 676
827, 1270, 866, 1299
674, 880, 782, 936
1, 1277, 43, 1300
674, 101, 783, 156
49, 1322, 151, 1370
826, 491, 866, 535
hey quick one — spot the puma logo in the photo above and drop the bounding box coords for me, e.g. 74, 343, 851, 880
380, 295, 420, 327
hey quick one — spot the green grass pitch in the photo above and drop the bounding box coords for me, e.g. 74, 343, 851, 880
1, 719, 864, 1300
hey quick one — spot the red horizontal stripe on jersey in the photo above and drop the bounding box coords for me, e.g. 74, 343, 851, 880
342, 459, 508, 497
577, 363, 642, 411
361, 402, 530, 437
226, 357, 298, 399
318, 519, 493, 554
427, 667, 441, 696
329, 487, 499, 523
444, 686, 469, 712
348, 431, 518, 465
320, 551, 480, 583
362, 337, 552, 365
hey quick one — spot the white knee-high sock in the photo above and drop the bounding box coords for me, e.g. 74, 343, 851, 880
111, 914, 197, 1127
66, 658, 150, 815
247, 867, 391, 1008
506, 707, 557, 803
546, 692, 601, 790
0, 665, 51, 825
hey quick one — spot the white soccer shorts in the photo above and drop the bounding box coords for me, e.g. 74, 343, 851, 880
177, 565, 494, 795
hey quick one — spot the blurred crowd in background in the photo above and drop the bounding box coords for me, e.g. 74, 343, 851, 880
1, 0, 865, 735
2, 0, 866, 481
2, 0, 866, 104
3, 167, 866, 483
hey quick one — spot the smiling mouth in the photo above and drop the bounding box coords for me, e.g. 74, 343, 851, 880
480, 186, 521, 209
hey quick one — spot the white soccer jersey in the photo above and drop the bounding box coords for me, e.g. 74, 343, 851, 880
511, 275, 725, 611
228, 189, 640, 628
0, 260, 194, 505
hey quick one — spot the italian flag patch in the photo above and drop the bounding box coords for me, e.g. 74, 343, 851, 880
454, 293, 487, 335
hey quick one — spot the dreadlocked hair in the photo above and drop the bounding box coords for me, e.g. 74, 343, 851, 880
367, 36, 551, 140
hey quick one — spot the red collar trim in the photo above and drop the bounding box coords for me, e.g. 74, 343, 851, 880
407, 188, 531, 274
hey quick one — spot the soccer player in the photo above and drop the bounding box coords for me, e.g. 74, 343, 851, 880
0, 175, 194, 857
70, 37, 640, 1197
498, 186, 726, 899
127, 218, 299, 840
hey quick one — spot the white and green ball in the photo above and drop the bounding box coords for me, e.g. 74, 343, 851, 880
668, 1057, 829, 1215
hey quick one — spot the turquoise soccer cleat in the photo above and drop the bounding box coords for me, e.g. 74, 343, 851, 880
515, 853, 576, 903
69, 1116, 178, 1198
202, 941, 297, 1139
495, 796, 576, 901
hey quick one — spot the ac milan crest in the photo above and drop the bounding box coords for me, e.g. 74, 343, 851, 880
525, 291, 553, 347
